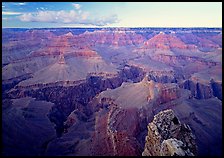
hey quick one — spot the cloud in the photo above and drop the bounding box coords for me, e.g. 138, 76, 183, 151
72, 3, 81, 9
18, 10, 119, 26
3, 11, 22, 15
14, 2, 26, 6
82, 14, 119, 26
20, 11, 59, 22
18, 2, 26, 5
94, 14, 119, 26
2, 5, 5, 8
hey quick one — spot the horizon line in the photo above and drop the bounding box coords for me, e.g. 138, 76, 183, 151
2, 26, 222, 29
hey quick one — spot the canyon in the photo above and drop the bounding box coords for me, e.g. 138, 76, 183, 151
2, 27, 222, 156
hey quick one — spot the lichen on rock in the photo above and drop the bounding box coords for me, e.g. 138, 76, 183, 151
142, 109, 197, 156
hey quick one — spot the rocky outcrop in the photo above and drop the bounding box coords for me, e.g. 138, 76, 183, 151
90, 78, 190, 156
156, 84, 181, 104
142, 109, 197, 156
211, 79, 222, 100
91, 105, 142, 156
63, 110, 78, 131
148, 71, 178, 83
143, 32, 189, 50
182, 79, 222, 100
160, 138, 194, 156
118, 65, 146, 83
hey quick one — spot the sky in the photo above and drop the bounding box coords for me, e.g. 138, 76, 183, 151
2, 2, 222, 28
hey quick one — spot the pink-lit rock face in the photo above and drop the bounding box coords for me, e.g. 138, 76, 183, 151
144, 32, 188, 50
2, 28, 222, 156
78, 29, 145, 47
176, 32, 221, 51
157, 84, 181, 104
91, 106, 142, 156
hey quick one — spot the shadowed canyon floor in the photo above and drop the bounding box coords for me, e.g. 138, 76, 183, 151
2, 27, 222, 156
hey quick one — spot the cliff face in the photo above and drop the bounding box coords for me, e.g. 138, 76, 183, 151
148, 71, 178, 83
182, 79, 222, 100
6, 66, 145, 137
91, 106, 142, 156
176, 32, 221, 52
211, 81, 222, 100
143, 32, 189, 50
87, 78, 186, 156
142, 109, 197, 156
150, 54, 219, 68
156, 84, 181, 104
78, 29, 145, 47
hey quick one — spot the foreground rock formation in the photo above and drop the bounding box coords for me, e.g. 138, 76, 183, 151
142, 109, 197, 156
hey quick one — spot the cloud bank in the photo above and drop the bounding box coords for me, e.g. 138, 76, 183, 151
16, 2, 26, 6
3, 11, 22, 15
18, 10, 118, 26
72, 3, 81, 10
